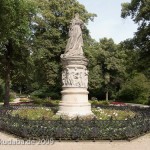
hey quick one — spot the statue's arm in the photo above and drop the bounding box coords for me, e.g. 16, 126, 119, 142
80, 20, 84, 29
68, 20, 75, 36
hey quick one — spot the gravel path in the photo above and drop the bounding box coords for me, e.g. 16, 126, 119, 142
0, 132, 150, 150
11, 98, 21, 104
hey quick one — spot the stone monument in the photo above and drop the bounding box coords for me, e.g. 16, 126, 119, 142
57, 13, 93, 117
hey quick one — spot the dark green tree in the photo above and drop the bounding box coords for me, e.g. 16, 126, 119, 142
118, 73, 150, 104
119, 39, 140, 77
83, 38, 127, 100
0, 0, 36, 106
121, 0, 150, 76
90, 38, 126, 99
84, 37, 103, 99
97, 38, 127, 100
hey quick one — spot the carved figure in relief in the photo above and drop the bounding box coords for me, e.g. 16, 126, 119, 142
73, 68, 80, 87
62, 67, 88, 88
62, 70, 66, 86
84, 69, 88, 88
66, 68, 73, 85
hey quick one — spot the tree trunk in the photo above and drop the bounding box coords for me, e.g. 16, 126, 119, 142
19, 87, 22, 95
4, 65, 10, 106
106, 90, 109, 102
4, 40, 12, 107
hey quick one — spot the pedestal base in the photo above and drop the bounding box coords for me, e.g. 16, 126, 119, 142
57, 87, 94, 117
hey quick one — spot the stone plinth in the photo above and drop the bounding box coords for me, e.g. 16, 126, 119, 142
57, 56, 93, 117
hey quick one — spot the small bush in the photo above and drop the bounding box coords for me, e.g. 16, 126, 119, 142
30, 88, 60, 100
31, 96, 44, 105
10, 92, 16, 102
30, 89, 46, 98
91, 97, 98, 100
31, 96, 59, 106
90, 100, 110, 106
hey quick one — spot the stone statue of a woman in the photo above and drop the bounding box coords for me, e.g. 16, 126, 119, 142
64, 13, 84, 57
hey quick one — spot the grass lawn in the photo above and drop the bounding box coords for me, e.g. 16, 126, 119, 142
10, 107, 135, 120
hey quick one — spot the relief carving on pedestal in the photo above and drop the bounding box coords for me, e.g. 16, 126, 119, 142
62, 67, 88, 88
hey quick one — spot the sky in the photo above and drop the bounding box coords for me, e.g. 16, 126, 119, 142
78, 0, 138, 44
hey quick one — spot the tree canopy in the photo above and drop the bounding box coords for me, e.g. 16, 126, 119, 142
121, 0, 150, 75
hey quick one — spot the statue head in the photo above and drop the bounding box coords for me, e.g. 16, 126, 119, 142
75, 13, 79, 19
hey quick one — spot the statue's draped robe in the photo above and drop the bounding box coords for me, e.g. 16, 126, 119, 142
65, 18, 84, 56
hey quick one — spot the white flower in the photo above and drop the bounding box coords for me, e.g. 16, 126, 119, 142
113, 112, 116, 115
97, 107, 102, 110
115, 113, 118, 116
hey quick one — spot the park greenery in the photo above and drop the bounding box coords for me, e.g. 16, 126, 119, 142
0, 0, 150, 106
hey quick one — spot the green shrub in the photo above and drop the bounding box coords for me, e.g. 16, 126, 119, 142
30, 96, 43, 105
31, 96, 59, 106
10, 92, 16, 102
91, 97, 98, 100
90, 100, 110, 106
30, 88, 60, 100
118, 73, 150, 104
30, 89, 46, 98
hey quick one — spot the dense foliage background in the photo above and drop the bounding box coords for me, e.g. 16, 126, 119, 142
0, 0, 149, 105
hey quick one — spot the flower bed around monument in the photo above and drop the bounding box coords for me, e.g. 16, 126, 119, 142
0, 105, 150, 141
10, 107, 135, 121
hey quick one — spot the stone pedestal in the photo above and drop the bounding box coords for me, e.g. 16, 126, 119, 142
57, 56, 93, 117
